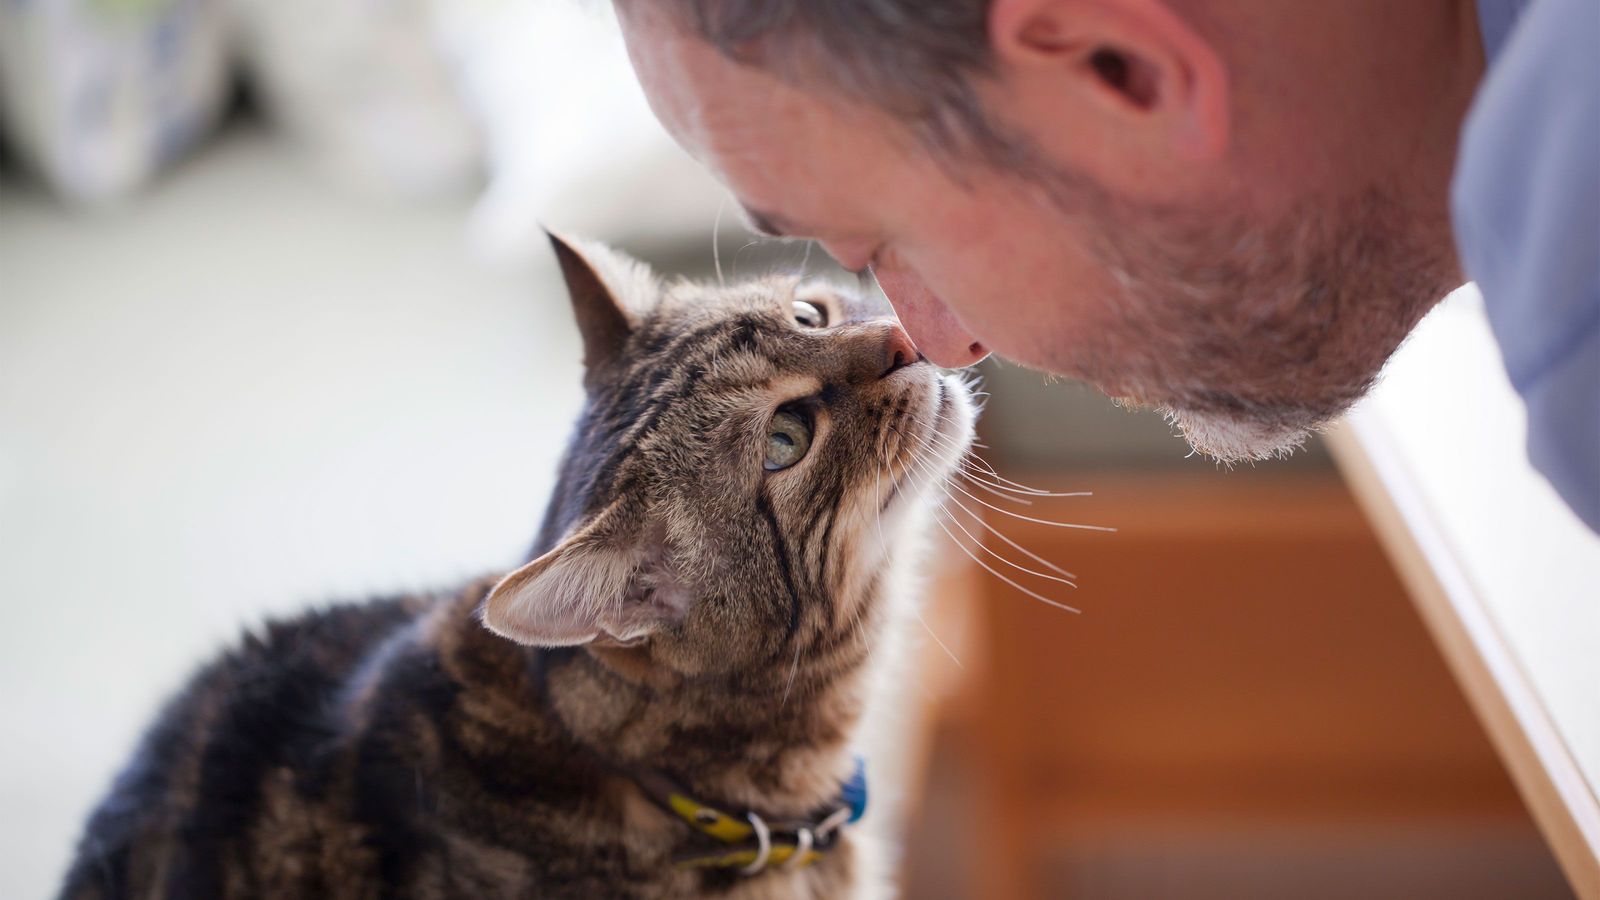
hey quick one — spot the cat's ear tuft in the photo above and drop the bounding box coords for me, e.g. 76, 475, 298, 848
545, 231, 656, 384
481, 502, 686, 647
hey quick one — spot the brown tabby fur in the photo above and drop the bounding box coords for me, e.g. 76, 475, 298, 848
57, 236, 974, 899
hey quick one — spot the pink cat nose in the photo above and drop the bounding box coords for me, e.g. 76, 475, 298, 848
880, 322, 922, 379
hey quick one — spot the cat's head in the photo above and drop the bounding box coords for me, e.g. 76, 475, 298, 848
481, 235, 974, 680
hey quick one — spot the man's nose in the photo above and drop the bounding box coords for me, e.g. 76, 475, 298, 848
871, 267, 989, 368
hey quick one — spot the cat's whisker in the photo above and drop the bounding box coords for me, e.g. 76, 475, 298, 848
869, 452, 894, 646
911, 418, 994, 474
712, 199, 727, 288
960, 470, 1092, 500
936, 506, 1078, 589
886, 418, 1086, 613
963, 474, 1037, 506
944, 478, 1116, 531
912, 408, 1090, 502
963, 462, 1082, 498
780, 640, 802, 710
910, 424, 1016, 489
925, 474, 1082, 590
889, 420, 1081, 583
842, 533, 877, 649
929, 511, 1082, 614
733, 239, 762, 279
940, 492, 1080, 582
946, 452, 1050, 491
898, 443, 1055, 582
872, 456, 892, 559
877, 447, 964, 670
905, 585, 965, 670
941, 447, 1070, 497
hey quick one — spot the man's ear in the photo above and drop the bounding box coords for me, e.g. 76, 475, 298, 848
986, 0, 1229, 162
545, 231, 658, 386
481, 501, 686, 647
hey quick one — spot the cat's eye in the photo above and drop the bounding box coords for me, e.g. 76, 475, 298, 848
792, 300, 827, 328
764, 410, 813, 471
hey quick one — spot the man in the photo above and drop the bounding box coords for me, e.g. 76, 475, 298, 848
613, 0, 1598, 531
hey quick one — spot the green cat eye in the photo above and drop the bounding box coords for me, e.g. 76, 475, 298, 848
764, 410, 813, 471
792, 300, 827, 328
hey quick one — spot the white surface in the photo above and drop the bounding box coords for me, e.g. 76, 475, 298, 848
1342, 286, 1600, 855
434, 0, 733, 264
0, 126, 587, 898
231, 0, 481, 198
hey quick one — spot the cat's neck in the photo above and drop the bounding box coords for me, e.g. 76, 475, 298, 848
427, 582, 877, 820
552, 644, 870, 817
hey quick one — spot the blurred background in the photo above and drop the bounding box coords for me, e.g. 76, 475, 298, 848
0, 2, 1574, 898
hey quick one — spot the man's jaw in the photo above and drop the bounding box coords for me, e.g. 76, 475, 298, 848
1161, 403, 1319, 464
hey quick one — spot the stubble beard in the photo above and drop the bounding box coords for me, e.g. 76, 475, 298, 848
1066, 184, 1459, 463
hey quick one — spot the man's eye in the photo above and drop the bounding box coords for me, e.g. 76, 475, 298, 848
792, 300, 827, 328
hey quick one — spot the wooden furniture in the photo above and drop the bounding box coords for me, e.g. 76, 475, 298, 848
1327, 287, 1600, 899
899, 464, 1577, 897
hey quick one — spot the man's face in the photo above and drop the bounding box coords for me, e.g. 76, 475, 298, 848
617, 7, 1458, 462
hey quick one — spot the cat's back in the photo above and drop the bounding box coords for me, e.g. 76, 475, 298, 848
58, 595, 424, 900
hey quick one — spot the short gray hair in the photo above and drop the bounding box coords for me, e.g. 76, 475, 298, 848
631, 0, 1025, 163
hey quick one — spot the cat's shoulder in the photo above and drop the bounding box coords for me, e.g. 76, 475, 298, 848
165, 594, 426, 710
221, 594, 427, 679
57, 594, 432, 899
131, 593, 431, 772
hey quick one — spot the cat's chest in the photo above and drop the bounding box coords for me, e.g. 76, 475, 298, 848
655, 854, 858, 900
426, 798, 860, 899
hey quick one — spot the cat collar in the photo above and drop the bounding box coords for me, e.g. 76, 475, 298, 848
628, 755, 868, 876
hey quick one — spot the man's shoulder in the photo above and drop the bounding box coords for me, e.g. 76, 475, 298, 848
1452, 0, 1600, 532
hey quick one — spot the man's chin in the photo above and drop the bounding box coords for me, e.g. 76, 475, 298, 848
1160, 405, 1318, 464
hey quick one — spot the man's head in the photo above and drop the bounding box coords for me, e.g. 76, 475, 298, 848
615, 0, 1479, 461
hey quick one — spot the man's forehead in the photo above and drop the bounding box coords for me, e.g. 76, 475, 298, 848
618, 7, 897, 238
630, 29, 824, 160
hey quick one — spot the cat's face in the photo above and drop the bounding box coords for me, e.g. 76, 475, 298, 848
482, 236, 974, 680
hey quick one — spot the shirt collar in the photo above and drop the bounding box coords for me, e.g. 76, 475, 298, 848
1474, 0, 1534, 62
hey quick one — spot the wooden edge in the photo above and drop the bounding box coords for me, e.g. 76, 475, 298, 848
1326, 414, 1600, 899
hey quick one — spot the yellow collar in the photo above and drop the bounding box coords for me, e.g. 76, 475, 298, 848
627, 759, 867, 875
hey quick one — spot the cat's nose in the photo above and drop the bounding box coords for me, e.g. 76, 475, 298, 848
879, 322, 922, 379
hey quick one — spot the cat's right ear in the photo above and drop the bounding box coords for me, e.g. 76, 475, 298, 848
480, 500, 688, 648
480, 501, 634, 647
546, 231, 655, 385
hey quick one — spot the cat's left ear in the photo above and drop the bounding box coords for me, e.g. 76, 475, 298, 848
546, 231, 657, 387
481, 501, 686, 647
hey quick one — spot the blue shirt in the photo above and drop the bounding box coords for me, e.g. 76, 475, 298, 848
1454, 0, 1600, 532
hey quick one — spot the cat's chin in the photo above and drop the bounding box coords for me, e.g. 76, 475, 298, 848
894, 370, 977, 505
926, 371, 977, 469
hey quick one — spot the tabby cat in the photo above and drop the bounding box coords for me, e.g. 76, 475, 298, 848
58, 235, 974, 899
